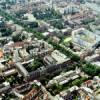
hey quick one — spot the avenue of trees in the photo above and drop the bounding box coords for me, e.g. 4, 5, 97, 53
0, 9, 100, 77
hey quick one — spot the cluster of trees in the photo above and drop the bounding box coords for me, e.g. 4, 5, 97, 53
72, 77, 87, 86
82, 63, 100, 76
25, 57, 44, 72
0, 28, 12, 36
15, 10, 27, 18
50, 20, 64, 29
6, 74, 23, 86
48, 77, 87, 96
33, 8, 62, 20
31, 57, 43, 70
48, 83, 63, 95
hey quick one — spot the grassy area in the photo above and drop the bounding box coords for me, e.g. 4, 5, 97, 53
63, 37, 72, 43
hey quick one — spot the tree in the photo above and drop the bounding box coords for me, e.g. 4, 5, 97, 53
72, 79, 82, 86
81, 77, 87, 81
2, 28, 12, 36
50, 83, 63, 95
71, 55, 80, 62
50, 21, 63, 29
28, 22, 38, 28
82, 63, 97, 76
31, 57, 43, 70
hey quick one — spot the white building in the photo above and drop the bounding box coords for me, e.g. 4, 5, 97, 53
51, 50, 67, 63
72, 28, 100, 49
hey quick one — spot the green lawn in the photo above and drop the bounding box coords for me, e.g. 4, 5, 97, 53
63, 37, 72, 43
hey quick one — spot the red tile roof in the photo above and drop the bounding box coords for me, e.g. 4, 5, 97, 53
0, 50, 4, 58
84, 80, 92, 85
8, 42, 29, 48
